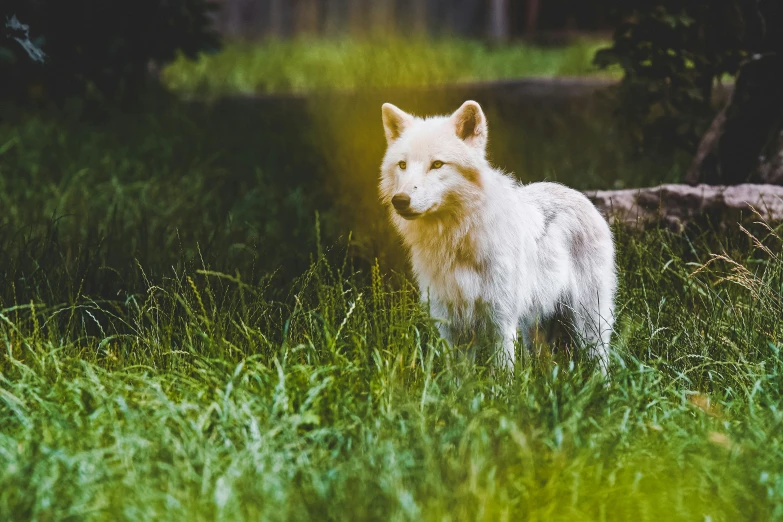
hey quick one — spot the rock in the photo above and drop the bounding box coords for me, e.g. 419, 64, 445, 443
584, 184, 783, 230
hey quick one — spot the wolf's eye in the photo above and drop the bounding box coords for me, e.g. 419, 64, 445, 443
431, 160, 444, 170
398, 161, 407, 170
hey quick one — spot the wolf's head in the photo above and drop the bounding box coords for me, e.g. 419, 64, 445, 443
379, 101, 489, 222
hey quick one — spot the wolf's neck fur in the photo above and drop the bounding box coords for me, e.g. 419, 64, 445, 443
400, 167, 510, 273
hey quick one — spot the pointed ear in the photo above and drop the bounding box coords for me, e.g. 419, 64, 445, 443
451, 100, 487, 150
382, 103, 413, 144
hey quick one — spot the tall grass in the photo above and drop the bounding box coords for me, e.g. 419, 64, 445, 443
1, 99, 781, 520
162, 38, 617, 97
1, 218, 783, 520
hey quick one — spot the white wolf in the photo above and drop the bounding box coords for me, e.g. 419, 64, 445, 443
379, 100, 617, 370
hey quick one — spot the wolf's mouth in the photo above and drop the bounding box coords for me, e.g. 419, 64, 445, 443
396, 210, 422, 220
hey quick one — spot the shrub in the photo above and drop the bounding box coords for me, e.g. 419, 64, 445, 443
0, 0, 220, 102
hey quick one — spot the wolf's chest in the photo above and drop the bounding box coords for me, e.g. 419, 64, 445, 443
413, 248, 488, 307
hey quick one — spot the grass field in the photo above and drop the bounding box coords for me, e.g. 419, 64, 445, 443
3, 221, 783, 521
162, 38, 616, 97
1, 80, 782, 519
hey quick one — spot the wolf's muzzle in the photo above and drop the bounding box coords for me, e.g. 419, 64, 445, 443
392, 193, 411, 212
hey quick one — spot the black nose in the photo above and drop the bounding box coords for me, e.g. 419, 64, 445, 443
392, 193, 411, 211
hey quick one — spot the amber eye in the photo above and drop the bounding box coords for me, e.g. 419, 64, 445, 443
398, 161, 407, 170
431, 160, 444, 170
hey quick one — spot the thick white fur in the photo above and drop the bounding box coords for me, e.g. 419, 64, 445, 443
379, 100, 617, 370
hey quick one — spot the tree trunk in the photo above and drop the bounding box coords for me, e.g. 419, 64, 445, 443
324, 0, 343, 36
687, 0, 783, 185
685, 103, 728, 186
412, 0, 428, 36
348, 0, 365, 38
370, 0, 394, 37
223, 0, 243, 39
269, 0, 285, 38
686, 54, 783, 185
489, 0, 510, 42
526, 0, 540, 34
759, 128, 783, 185
295, 0, 319, 36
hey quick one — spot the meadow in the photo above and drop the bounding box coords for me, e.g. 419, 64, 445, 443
1, 40, 782, 521
161, 38, 616, 97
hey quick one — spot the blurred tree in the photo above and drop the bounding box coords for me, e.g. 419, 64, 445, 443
596, 0, 782, 184
324, 0, 343, 36
370, 0, 395, 37
295, 0, 320, 36
489, 0, 510, 42
526, 0, 541, 34
1, 0, 220, 103
270, 0, 284, 37
412, 0, 428, 36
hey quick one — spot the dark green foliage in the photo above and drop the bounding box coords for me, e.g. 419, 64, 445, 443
594, 0, 766, 154
0, 0, 219, 102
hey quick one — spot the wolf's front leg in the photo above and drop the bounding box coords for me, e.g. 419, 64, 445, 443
427, 298, 456, 349
436, 321, 453, 346
427, 298, 448, 334
515, 318, 535, 367
500, 325, 518, 370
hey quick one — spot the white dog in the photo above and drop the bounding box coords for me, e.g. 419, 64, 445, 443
379, 100, 617, 370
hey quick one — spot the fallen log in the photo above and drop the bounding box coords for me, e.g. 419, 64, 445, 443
585, 184, 783, 230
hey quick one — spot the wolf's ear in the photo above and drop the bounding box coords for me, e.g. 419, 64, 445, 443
451, 100, 487, 150
382, 103, 413, 144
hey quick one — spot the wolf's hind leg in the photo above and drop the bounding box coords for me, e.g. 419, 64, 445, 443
572, 295, 614, 374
